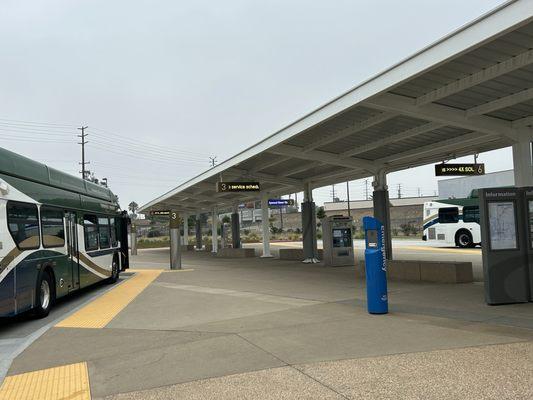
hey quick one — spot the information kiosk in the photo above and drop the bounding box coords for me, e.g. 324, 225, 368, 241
322, 216, 355, 267
479, 188, 530, 304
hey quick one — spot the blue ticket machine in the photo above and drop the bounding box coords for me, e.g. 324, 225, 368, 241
363, 216, 388, 314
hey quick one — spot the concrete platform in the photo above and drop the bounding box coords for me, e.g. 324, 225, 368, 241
3, 249, 532, 399
278, 248, 324, 261
216, 248, 256, 258
357, 259, 474, 283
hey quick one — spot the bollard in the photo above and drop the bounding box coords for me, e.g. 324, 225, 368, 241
362, 216, 388, 314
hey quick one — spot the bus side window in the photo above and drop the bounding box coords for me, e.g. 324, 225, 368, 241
110, 217, 118, 247
98, 217, 111, 249
41, 207, 65, 248
7, 201, 40, 250
463, 206, 480, 224
438, 207, 459, 224
84, 214, 99, 251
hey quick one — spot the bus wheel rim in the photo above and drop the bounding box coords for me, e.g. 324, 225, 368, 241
40, 280, 50, 309
460, 234, 469, 245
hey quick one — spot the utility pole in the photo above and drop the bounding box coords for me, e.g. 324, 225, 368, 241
209, 156, 217, 168
331, 184, 336, 202
417, 187, 421, 197
397, 183, 402, 199
78, 126, 89, 180
346, 181, 351, 217
365, 179, 369, 200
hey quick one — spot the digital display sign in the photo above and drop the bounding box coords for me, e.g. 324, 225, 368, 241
268, 199, 295, 207
435, 163, 485, 176
216, 182, 261, 192
150, 210, 170, 216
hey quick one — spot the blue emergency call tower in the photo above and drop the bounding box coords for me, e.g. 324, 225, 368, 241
362, 216, 388, 314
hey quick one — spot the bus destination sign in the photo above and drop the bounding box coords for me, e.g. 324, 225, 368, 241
216, 182, 261, 193
435, 163, 485, 176
268, 199, 295, 207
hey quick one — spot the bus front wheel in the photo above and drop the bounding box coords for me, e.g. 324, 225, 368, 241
108, 255, 120, 284
455, 230, 473, 248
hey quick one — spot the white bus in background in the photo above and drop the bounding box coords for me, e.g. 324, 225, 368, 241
422, 199, 480, 248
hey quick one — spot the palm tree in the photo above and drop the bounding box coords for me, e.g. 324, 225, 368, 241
128, 201, 139, 220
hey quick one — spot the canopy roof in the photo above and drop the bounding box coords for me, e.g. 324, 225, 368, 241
140, 0, 533, 215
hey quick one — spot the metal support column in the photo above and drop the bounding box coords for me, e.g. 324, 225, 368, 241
169, 211, 182, 270
130, 223, 137, 256
195, 213, 202, 250
302, 183, 319, 263
261, 194, 272, 257
182, 213, 188, 247
231, 206, 241, 249
212, 207, 218, 253
512, 137, 533, 186
372, 169, 393, 260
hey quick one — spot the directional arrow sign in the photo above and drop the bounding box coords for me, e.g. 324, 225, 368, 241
435, 163, 485, 176
216, 182, 261, 192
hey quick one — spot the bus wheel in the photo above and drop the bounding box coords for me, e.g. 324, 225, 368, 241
455, 230, 473, 248
108, 256, 120, 284
34, 270, 54, 318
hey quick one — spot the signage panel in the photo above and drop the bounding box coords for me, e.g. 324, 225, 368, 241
435, 163, 485, 176
216, 182, 260, 193
268, 199, 295, 207
150, 210, 170, 216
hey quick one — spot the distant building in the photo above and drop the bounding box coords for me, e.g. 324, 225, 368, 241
438, 170, 514, 199
323, 196, 438, 234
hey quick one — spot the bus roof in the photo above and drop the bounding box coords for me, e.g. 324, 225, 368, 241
0, 147, 117, 204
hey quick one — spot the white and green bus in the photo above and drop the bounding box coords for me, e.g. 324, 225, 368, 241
422, 197, 480, 248
0, 147, 130, 318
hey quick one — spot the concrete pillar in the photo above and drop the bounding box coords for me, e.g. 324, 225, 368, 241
512, 138, 533, 186
130, 223, 137, 256
231, 206, 241, 249
212, 207, 218, 253
372, 169, 393, 260
195, 214, 202, 250
169, 211, 182, 270
182, 213, 188, 246
261, 194, 272, 257
302, 183, 319, 263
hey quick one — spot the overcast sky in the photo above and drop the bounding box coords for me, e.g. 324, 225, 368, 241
0, 0, 512, 209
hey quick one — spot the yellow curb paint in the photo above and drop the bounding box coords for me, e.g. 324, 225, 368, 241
0, 362, 91, 400
403, 245, 481, 255
56, 270, 162, 329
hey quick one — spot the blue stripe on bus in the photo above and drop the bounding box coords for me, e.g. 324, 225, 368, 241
423, 215, 464, 231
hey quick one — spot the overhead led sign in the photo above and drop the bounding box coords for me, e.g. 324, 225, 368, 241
216, 182, 261, 192
435, 163, 485, 176
150, 210, 170, 216
268, 199, 295, 207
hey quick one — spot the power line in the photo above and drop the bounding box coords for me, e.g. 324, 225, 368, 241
78, 126, 89, 180
0, 117, 76, 128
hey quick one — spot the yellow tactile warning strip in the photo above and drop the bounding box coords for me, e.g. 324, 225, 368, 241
56, 270, 162, 329
403, 245, 481, 255
0, 362, 91, 400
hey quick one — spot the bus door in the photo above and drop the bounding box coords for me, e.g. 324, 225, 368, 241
65, 211, 80, 291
